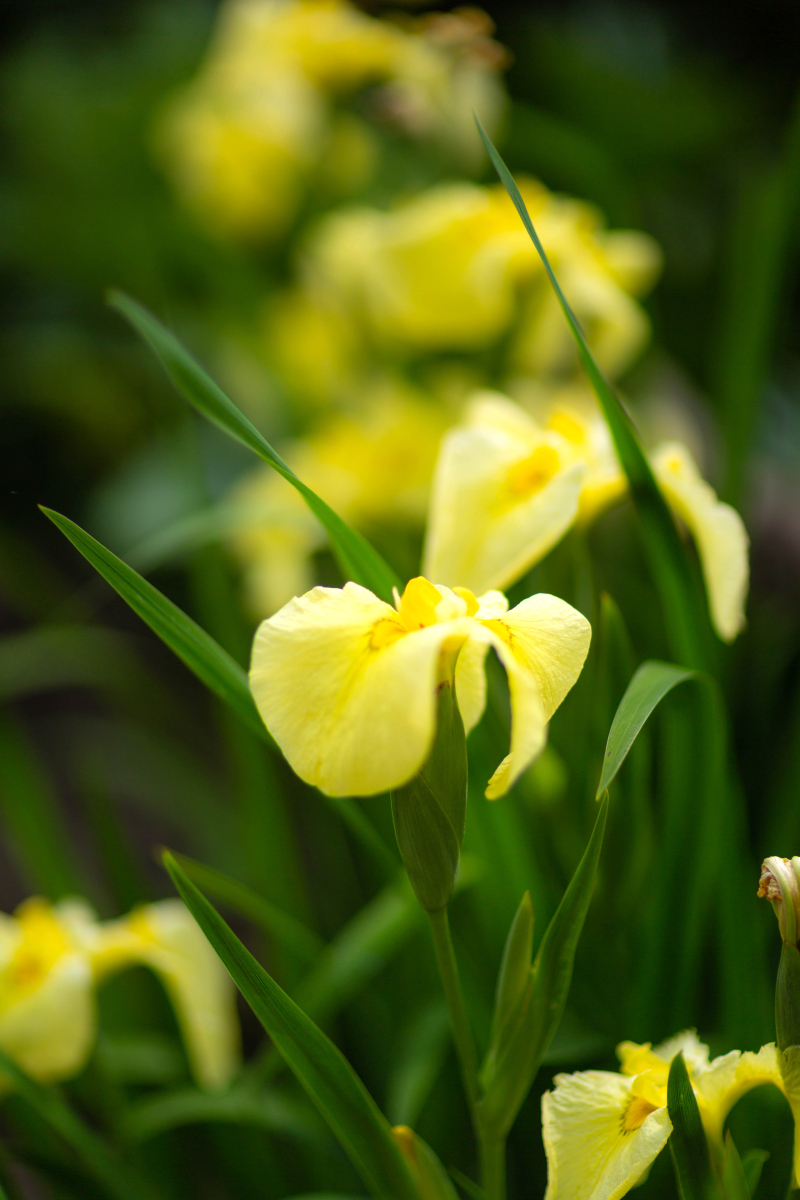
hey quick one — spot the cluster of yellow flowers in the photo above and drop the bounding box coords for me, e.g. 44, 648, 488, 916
158, 0, 508, 238
0, 896, 239, 1091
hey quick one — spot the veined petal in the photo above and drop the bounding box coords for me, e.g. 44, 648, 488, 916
651, 442, 749, 642
423, 410, 584, 596
479, 594, 591, 798
93, 901, 240, 1090
542, 1069, 672, 1200
250, 582, 472, 796
692, 1043, 784, 1145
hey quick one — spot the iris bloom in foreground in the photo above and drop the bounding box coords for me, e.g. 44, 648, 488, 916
424, 392, 749, 642
249, 576, 590, 798
542, 1031, 789, 1200
0, 897, 240, 1091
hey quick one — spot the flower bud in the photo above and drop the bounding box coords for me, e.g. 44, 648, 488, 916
758, 856, 800, 946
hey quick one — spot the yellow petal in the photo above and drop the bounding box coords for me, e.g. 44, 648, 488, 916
96, 901, 240, 1090
651, 443, 749, 642
542, 1069, 672, 1200
452, 590, 510, 735
423, 398, 584, 595
0, 954, 94, 1086
480, 594, 591, 798
692, 1042, 784, 1147
250, 582, 472, 796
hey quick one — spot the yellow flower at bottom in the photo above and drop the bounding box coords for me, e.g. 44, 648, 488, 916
249, 576, 590, 798
542, 1030, 786, 1200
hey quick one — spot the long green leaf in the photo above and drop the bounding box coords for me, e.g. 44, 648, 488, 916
171, 853, 324, 964
40, 509, 270, 746
477, 795, 608, 1135
667, 1052, 716, 1200
163, 854, 420, 1200
476, 121, 710, 670
596, 660, 696, 797
108, 291, 400, 602
0, 1050, 161, 1200
722, 1132, 752, 1200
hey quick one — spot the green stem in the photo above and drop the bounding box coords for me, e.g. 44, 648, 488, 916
478, 1131, 506, 1200
427, 907, 479, 1116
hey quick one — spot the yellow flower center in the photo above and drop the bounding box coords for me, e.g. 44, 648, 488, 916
368, 578, 480, 654
622, 1095, 659, 1133
506, 445, 560, 498
1, 899, 71, 1009
547, 407, 587, 445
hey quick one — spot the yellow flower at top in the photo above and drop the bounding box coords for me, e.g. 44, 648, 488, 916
542, 1030, 789, 1200
306, 179, 660, 376
249, 575, 590, 799
423, 390, 749, 642
0, 897, 239, 1092
157, 0, 508, 238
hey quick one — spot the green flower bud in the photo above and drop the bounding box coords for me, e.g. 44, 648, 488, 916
391, 680, 467, 912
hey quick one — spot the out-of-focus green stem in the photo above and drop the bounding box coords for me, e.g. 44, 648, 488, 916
426, 907, 479, 1115
478, 1131, 506, 1200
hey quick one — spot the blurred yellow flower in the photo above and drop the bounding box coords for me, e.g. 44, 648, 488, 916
306, 180, 660, 376
542, 1030, 786, 1200
228, 386, 450, 616
0, 897, 239, 1092
157, 0, 507, 237
424, 390, 749, 642
249, 576, 590, 799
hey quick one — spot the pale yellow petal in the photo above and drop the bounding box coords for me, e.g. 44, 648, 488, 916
693, 1043, 784, 1145
0, 954, 95, 1085
454, 635, 489, 735
423, 421, 584, 596
650, 1029, 710, 1074
250, 582, 471, 795
480, 594, 591, 798
651, 443, 749, 642
542, 1070, 672, 1200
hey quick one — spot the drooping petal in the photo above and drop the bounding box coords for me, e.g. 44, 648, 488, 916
542, 1069, 672, 1200
0, 953, 95, 1086
452, 590, 510, 734
692, 1043, 784, 1146
423, 406, 584, 596
93, 901, 240, 1090
479, 594, 591, 798
250, 582, 472, 796
651, 442, 749, 642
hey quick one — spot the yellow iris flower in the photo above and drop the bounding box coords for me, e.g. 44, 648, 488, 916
423, 391, 749, 643
249, 575, 590, 799
542, 1030, 787, 1200
306, 179, 660, 375
228, 387, 450, 616
0, 897, 239, 1092
157, 0, 507, 237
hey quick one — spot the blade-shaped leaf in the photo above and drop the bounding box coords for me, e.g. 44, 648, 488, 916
109, 291, 400, 602
163, 853, 420, 1200
722, 1132, 752, 1200
478, 794, 608, 1135
596, 660, 696, 797
0, 1050, 161, 1200
668, 1052, 717, 1200
171, 853, 324, 964
476, 121, 710, 671
41, 509, 271, 747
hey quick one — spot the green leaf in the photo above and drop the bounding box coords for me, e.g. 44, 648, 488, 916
171, 853, 324, 965
387, 1003, 450, 1127
667, 1052, 716, 1200
163, 853, 420, 1200
478, 795, 608, 1136
596, 660, 696, 797
40, 509, 271, 747
480, 892, 534, 1090
739, 1149, 769, 1197
120, 1085, 322, 1144
392, 1126, 461, 1200
476, 121, 710, 670
722, 1132, 752, 1200
109, 291, 400, 602
0, 1050, 161, 1200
